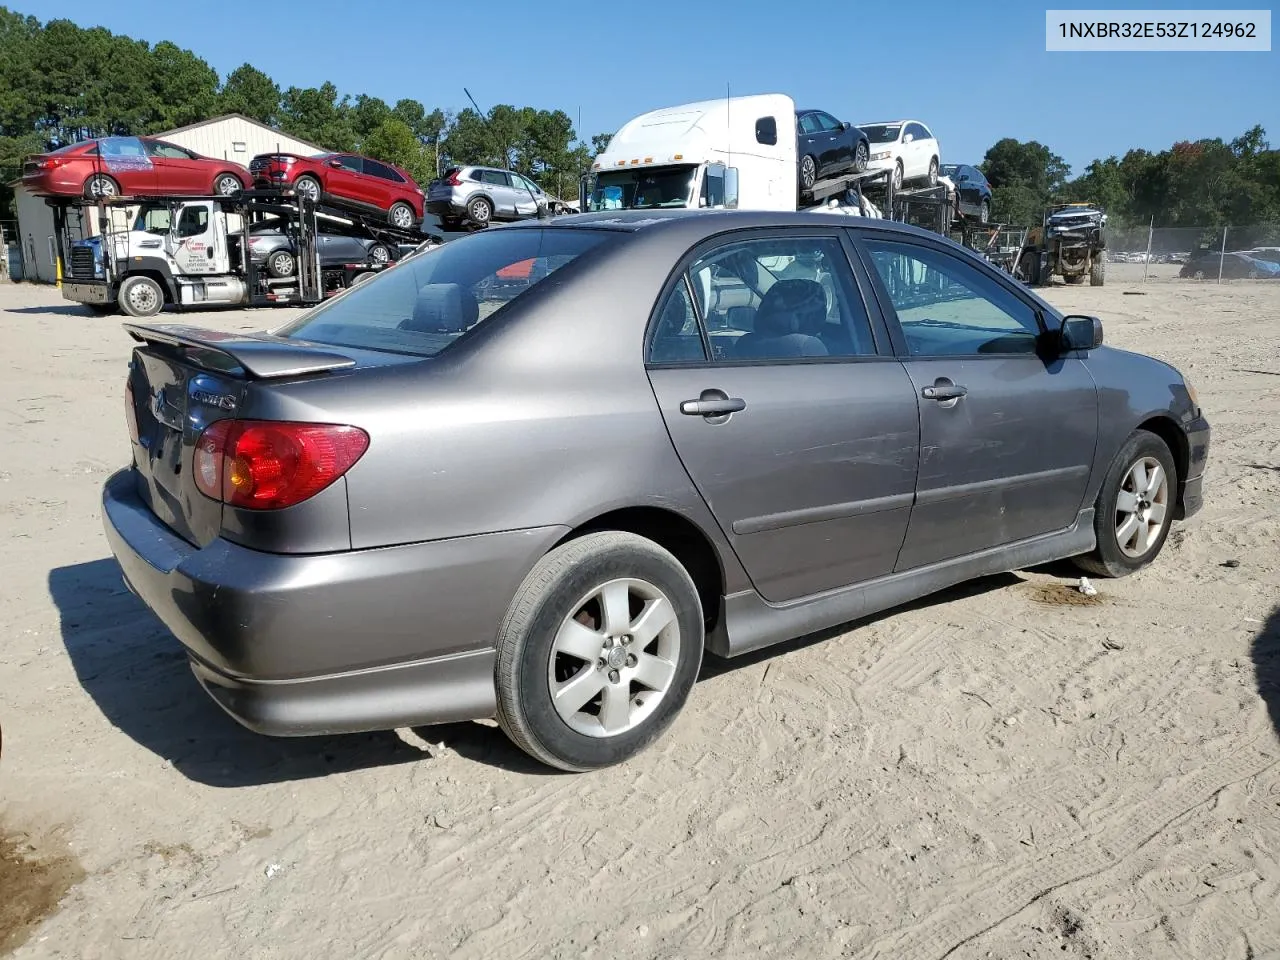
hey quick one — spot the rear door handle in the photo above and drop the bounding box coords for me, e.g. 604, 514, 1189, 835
680, 397, 746, 416
922, 384, 967, 401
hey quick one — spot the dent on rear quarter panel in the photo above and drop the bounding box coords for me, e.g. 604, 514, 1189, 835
248, 222, 752, 590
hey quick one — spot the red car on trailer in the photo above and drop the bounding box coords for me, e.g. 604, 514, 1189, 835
23, 136, 248, 199
248, 152, 425, 230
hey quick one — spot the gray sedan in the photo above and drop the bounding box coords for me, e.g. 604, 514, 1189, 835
102, 210, 1210, 772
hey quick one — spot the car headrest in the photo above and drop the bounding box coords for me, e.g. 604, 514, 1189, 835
401, 283, 479, 334
753, 279, 828, 337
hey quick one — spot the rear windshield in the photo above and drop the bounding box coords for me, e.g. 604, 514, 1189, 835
274, 227, 616, 358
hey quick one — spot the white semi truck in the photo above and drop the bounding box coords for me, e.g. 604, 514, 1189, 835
580, 93, 887, 218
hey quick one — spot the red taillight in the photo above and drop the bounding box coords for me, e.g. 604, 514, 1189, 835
446, 170, 463, 186
193, 420, 369, 510
124, 380, 139, 443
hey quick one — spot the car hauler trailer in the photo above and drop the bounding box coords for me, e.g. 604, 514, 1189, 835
49, 189, 430, 318
579, 93, 896, 219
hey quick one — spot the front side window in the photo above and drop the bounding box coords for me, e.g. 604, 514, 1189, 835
861, 239, 1042, 356
816, 112, 842, 132
862, 124, 901, 144
146, 141, 193, 159
661, 236, 877, 363
275, 228, 617, 358
176, 206, 209, 238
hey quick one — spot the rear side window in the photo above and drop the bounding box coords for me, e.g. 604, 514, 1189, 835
275, 228, 617, 358
480, 170, 509, 186
365, 159, 405, 182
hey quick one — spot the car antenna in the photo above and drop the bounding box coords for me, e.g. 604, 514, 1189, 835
464, 86, 549, 220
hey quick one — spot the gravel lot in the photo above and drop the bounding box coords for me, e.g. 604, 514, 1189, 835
2, 265, 1278, 960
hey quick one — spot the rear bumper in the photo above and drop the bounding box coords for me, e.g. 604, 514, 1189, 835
101, 468, 568, 735
426, 198, 466, 218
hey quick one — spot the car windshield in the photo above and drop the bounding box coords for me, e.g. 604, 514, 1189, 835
587, 166, 697, 211
274, 227, 617, 358
861, 124, 901, 144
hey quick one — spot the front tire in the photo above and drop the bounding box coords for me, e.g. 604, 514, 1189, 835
367, 243, 391, 264
118, 275, 164, 318
892, 159, 904, 190
927, 156, 939, 186
1090, 258, 1105, 286
293, 175, 321, 203
214, 173, 243, 196
853, 140, 869, 173
495, 531, 705, 772
978, 199, 990, 223
1073, 430, 1178, 578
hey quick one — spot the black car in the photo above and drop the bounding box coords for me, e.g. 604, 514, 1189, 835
241, 216, 398, 279
941, 164, 993, 222
796, 109, 869, 194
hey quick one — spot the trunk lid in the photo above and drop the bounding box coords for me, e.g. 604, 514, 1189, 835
122, 323, 359, 547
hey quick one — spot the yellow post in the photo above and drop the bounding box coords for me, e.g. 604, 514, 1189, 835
55, 255, 62, 288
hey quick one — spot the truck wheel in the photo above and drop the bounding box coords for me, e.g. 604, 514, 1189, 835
388, 203, 415, 229
467, 196, 493, 226
118, 276, 164, 318
84, 174, 120, 199
1090, 258, 1105, 286
267, 250, 295, 278
1018, 252, 1040, 285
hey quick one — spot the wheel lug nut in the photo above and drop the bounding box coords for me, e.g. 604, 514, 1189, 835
608, 669, 620, 684
597, 658, 606, 670
626, 654, 637, 667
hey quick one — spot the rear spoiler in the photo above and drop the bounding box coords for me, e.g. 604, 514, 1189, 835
123, 323, 356, 379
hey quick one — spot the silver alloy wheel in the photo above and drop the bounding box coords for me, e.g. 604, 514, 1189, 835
469, 199, 490, 223
893, 161, 903, 189
127, 281, 159, 315
370, 245, 390, 263
547, 577, 681, 738
270, 251, 294, 276
295, 177, 320, 201
979, 200, 989, 223
1115, 456, 1169, 557
854, 141, 868, 172
800, 155, 816, 189
390, 205, 413, 228
215, 175, 241, 196
89, 176, 116, 198
928, 158, 938, 186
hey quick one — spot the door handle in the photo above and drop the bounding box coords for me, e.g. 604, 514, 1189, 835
921, 383, 968, 401
680, 396, 746, 417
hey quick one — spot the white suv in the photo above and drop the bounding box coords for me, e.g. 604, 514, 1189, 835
857, 120, 941, 189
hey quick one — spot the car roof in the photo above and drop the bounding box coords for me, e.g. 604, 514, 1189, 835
497, 208, 963, 244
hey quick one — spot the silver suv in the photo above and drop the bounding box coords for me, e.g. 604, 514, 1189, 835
426, 166, 553, 229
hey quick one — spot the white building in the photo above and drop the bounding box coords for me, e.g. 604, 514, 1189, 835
9, 114, 326, 283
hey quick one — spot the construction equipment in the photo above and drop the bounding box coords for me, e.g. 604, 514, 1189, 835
1016, 203, 1108, 287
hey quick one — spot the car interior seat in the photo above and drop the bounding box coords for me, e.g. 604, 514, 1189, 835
733, 279, 829, 359
399, 283, 480, 335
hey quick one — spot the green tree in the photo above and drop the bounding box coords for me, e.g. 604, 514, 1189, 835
146, 40, 219, 132
219, 63, 281, 125
279, 82, 356, 152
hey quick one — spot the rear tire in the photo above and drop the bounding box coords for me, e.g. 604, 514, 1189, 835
118, 275, 164, 318
1018, 251, 1040, 285
1073, 430, 1178, 578
799, 154, 817, 191
978, 199, 990, 223
367, 243, 392, 264
467, 196, 493, 227
495, 531, 704, 772
388, 202, 415, 229
927, 156, 939, 186
266, 250, 295, 278
83, 174, 119, 199
892, 160, 904, 190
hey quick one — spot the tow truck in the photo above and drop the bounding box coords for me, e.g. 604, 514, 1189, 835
50, 188, 435, 318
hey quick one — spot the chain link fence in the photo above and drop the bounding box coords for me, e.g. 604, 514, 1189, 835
1105, 222, 1280, 282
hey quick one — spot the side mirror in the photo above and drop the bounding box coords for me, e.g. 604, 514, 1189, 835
724, 167, 739, 209
327, 159, 343, 168
1060, 314, 1104, 351
842, 121, 852, 131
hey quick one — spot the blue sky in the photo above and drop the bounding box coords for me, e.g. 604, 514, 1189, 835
19, 0, 1279, 176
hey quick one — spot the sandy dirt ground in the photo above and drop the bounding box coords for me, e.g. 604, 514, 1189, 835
1, 264, 1278, 960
